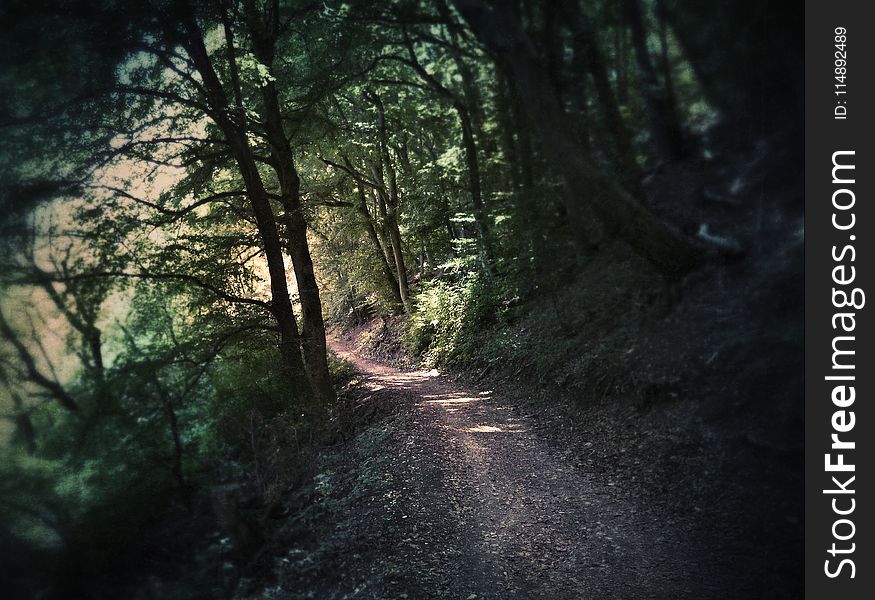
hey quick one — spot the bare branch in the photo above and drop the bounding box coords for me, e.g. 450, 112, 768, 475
35, 270, 271, 311
0, 309, 79, 412
93, 185, 247, 220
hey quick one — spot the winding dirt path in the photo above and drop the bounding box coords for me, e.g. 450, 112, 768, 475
325, 337, 718, 599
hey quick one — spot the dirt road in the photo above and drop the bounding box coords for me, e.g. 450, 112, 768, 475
307, 337, 725, 600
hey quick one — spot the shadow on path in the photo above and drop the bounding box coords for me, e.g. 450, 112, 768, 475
326, 336, 720, 599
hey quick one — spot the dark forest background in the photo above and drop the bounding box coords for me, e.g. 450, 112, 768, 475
0, 0, 802, 598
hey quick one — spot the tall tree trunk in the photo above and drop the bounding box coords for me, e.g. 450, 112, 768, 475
494, 70, 522, 192
436, 0, 488, 149
163, 394, 190, 510
244, 0, 335, 404
387, 215, 409, 309
376, 191, 410, 311
495, 62, 544, 272
452, 0, 700, 279
261, 81, 335, 404
355, 177, 403, 306
375, 180, 410, 312
455, 99, 493, 268
660, 0, 802, 139
502, 65, 542, 270
364, 95, 411, 311
654, 0, 679, 122
367, 180, 397, 269
562, 0, 641, 191
624, 0, 686, 162
179, 13, 310, 397
229, 135, 311, 391
504, 74, 535, 194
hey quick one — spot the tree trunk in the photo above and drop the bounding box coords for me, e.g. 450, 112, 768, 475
365, 91, 412, 311
502, 72, 535, 194
624, 0, 686, 162
260, 81, 335, 405
179, 15, 311, 397
244, 1, 336, 405
455, 100, 493, 267
162, 394, 191, 511
563, 0, 641, 190
370, 186, 397, 270
495, 70, 522, 192
452, 0, 700, 279
436, 0, 488, 149
369, 163, 411, 311
228, 135, 311, 391
373, 171, 410, 311
355, 178, 403, 306
386, 210, 410, 309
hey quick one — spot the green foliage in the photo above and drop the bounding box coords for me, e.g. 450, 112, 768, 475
0, 394, 193, 594
328, 352, 358, 387
402, 274, 514, 367
0, 448, 65, 544
205, 344, 298, 453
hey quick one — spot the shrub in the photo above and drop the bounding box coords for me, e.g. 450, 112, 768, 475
402, 273, 512, 367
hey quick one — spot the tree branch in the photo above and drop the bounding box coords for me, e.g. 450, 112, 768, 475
94, 185, 247, 220
320, 156, 383, 190
0, 309, 79, 412
44, 270, 271, 311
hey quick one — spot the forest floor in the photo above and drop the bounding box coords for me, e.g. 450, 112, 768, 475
264, 335, 726, 599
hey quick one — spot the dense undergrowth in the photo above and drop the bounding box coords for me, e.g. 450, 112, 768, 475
0, 344, 359, 599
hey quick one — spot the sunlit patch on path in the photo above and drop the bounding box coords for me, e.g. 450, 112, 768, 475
326, 335, 719, 599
